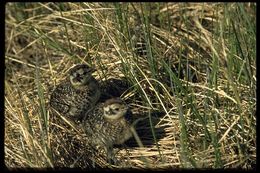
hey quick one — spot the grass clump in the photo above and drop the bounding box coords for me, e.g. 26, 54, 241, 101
5, 2, 256, 169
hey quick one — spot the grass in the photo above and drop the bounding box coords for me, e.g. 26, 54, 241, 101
5, 2, 256, 169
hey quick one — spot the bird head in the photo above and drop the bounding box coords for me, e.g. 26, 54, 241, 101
69, 64, 96, 87
103, 98, 128, 120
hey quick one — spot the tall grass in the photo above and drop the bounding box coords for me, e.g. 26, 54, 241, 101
5, 2, 256, 169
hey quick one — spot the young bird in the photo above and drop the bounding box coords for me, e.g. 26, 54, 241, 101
50, 64, 100, 123
83, 98, 133, 163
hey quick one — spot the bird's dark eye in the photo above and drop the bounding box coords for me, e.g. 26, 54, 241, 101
114, 108, 119, 112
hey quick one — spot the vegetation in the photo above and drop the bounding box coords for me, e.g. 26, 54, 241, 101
5, 2, 256, 169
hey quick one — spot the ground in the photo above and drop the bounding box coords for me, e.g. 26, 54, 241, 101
5, 2, 256, 169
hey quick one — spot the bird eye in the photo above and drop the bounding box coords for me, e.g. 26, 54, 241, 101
114, 108, 120, 111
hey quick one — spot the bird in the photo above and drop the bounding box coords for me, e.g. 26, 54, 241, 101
50, 64, 101, 123
82, 97, 133, 164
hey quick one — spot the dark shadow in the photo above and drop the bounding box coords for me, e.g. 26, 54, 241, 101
99, 78, 132, 102
117, 111, 167, 148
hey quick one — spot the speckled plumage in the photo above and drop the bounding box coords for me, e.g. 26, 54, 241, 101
83, 98, 133, 148
50, 64, 100, 123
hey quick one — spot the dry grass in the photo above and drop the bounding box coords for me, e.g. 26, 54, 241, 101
5, 2, 256, 170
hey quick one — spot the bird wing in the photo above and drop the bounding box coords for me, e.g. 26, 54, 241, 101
50, 81, 72, 115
